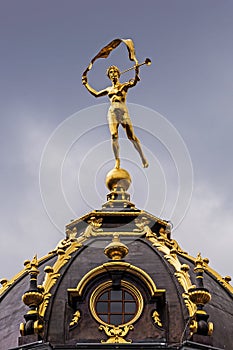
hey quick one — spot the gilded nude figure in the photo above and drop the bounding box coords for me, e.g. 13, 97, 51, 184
82, 64, 148, 169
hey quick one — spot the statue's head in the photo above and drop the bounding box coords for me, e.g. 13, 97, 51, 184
106, 66, 121, 80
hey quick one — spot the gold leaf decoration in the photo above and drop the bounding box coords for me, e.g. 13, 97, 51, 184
69, 310, 81, 327
99, 324, 134, 343
152, 310, 163, 327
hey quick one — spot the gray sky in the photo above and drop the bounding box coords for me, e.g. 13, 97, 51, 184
1, 0, 233, 281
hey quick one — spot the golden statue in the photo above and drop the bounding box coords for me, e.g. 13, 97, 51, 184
82, 39, 151, 169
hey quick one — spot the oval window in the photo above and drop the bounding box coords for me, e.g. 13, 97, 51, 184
90, 280, 143, 326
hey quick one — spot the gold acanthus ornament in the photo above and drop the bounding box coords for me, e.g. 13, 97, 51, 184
39, 240, 82, 318
141, 221, 197, 318
69, 310, 81, 327
99, 324, 134, 343
152, 310, 163, 327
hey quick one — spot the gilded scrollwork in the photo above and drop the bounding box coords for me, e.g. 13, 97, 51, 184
175, 264, 193, 291
134, 216, 151, 231
182, 292, 196, 318
66, 227, 78, 240
82, 217, 103, 238
145, 229, 197, 317
39, 240, 81, 318
39, 266, 60, 317
99, 324, 134, 343
53, 227, 81, 252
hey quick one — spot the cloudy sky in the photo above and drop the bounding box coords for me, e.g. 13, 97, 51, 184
1, 0, 233, 282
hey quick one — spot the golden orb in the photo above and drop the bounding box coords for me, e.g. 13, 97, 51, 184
106, 168, 131, 191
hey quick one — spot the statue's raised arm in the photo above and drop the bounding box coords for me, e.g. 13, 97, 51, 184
82, 74, 109, 98
82, 38, 151, 169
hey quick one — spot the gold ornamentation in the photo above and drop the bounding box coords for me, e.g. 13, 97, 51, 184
134, 216, 151, 231
82, 217, 103, 239
159, 227, 169, 240
39, 266, 60, 318
20, 256, 44, 336
208, 322, 214, 336
66, 227, 78, 240
70, 310, 81, 327
152, 310, 162, 327
189, 289, 211, 306
106, 168, 131, 191
69, 264, 165, 343
182, 293, 196, 318
54, 228, 80, 252
134, 217, 155, 239
87, 216, 103, 229
19, 322, 25, 336
178, 251, 233, 295
189, 319, 198, 334
68, 261, 165, 302
145, 230, 196, 317
39, 240, 81, 318
174, 265, 196, 317
33, 319, 44, 334
215, 274, 233, 292
174, 265, 192, 293
65, 210, 168, 231
224, 276, 231, 283
189, 309, 214, 337
187, 253, 213, 337
0, 278, 9, 287
194, 252, 205, 273
0, 253, 55, 296
22, 291, 44, 307
104, 234, 129, 260
88, 280, 144, 343
89, 280, 143, 328
99, 324, 134, 343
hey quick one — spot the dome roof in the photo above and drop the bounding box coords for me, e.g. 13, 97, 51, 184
0, 181, 232, 350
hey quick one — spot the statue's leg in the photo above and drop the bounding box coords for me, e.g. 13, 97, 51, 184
109, 123, 120, 169
112, 132, 120, 169
124, 122, 149, 168
108, 113, 120, 168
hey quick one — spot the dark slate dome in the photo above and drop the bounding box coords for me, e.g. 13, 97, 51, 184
0, 182, 233, 350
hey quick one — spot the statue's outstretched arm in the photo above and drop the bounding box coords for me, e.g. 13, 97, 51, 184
82, 75, 108, 98
125, 66, 140, 90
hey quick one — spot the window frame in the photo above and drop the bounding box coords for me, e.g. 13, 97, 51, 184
89, 280, 144, 327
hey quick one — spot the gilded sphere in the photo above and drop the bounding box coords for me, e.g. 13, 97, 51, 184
106, 168, 131, 191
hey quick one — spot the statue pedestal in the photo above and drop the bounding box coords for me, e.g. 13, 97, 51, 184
103, 168, 135, 209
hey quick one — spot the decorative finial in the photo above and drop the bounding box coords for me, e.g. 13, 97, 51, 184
103, 168, 136, 209
20, 256, 44, 338
104, 234, 129, 260
0, 278, 9, 287
224, 275, 232, 283
188, 253, 213, 339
